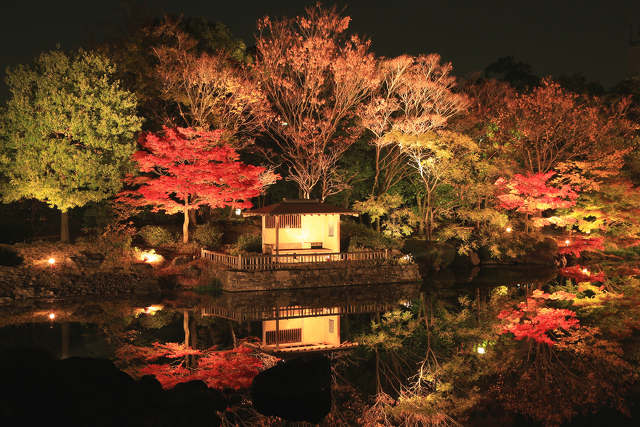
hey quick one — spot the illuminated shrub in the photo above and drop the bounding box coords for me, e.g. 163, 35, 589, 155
192, 223, 223, 249
231, 233, 261, 255
138, 225, 176, 247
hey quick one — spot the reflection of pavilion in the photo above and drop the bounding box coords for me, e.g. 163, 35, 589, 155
200, 283, 421, 354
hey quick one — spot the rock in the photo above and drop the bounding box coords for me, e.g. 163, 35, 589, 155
0, 348, 224, 426
171, 255, 192, 266
251, 355, 331, 422
131, 262, 154, 276
183, 264, 202, 278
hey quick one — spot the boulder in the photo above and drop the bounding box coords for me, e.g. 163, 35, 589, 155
251, 355, 331, 423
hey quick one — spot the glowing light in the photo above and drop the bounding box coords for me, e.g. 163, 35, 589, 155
505, 226, 512, 233
477, 346, 486, 355
564, 239, 571, 246
134, 304, 164, 317
281, 121, 288, 126
48, 312, 56, 320
139, 249, 163, 264
582, 268, 590, 275
235, 208, 242, 216
47, 257, 56, 265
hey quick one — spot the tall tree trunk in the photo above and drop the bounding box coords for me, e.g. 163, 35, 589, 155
183, 310, 190, 347
60, 210, 70, 242
189, 208, 197, 226
183, 204, 190, 243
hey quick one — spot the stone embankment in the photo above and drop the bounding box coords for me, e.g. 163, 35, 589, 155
221, 262, 421, 291
0, 243, 160, 304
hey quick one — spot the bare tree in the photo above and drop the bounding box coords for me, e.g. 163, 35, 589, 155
252, 4, 378, 199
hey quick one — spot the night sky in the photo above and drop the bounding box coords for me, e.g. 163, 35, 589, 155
1, 0, 639, 100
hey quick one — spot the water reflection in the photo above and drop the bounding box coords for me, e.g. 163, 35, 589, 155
2, 264, 640, 425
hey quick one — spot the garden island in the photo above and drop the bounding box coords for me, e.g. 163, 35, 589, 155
1, 3, 640, 426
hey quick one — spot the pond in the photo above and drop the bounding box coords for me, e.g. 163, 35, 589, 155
1, 263, 639, 426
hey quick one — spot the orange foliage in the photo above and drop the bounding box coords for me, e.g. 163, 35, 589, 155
496, 78, 636, 174
253, 4, 378, 199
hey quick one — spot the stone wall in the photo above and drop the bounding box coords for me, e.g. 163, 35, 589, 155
220, 263, 421, 292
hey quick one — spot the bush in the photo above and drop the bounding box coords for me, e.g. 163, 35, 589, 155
341, 222, 401, 251
230, 233, 262, 255
192, 223, 223, 249
0, 245, 23, 266
138, 225, 175, 247
194, 278, 223, 296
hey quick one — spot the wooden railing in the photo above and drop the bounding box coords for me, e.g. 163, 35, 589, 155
265, 328, 302, 345
201, 248, 393, 271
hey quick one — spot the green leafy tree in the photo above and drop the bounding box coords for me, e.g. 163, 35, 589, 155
0, 49, 142, 241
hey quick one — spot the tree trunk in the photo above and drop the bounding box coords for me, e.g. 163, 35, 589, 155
60, 210, 70, 242
183, 310, 190, 347
189, 208, 197, 226
183, 204, 190, 243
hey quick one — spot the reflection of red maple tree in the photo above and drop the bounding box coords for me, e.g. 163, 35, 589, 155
558, 235, 605, 258
119, 127, 278, 242
116, 342, 264, 390
559, 265, 606, 283
498, 290, 579, 345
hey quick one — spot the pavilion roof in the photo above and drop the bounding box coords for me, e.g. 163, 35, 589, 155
243, 199, 357, 216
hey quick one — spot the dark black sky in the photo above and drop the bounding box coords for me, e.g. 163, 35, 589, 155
1, 0, 639, 99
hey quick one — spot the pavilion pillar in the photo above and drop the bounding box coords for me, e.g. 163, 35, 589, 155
275, 306, 280, 351
275, 215, 280, 257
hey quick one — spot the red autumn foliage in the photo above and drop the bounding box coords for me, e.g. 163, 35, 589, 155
558, 235, 605, 258
559, 265, 606, 283
495, 172, 578, 215
117, 342, 264, 390
118, 127, 278, 242
498, 290, 579, 345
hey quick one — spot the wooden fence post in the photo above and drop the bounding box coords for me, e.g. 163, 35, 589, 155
237, 253, 242, 269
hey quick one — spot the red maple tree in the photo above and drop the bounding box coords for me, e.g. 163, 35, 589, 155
119, 127, 278, 242
495, 171, 578, 231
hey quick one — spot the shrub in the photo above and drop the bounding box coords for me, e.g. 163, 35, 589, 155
0, 245, 23, 266
194, 278, 223, 296
342, 222, 401, 251
192, 223, 223, 249
230, 233, 262, 255
138, 225, 175, 247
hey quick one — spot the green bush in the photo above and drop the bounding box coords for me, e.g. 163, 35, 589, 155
194, 278, 223, 296
192, 223, 223, 249
0, 245, 23, 266
138, 225, 175, 247
342, 222, 401, 251
230, 233, 262, 255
